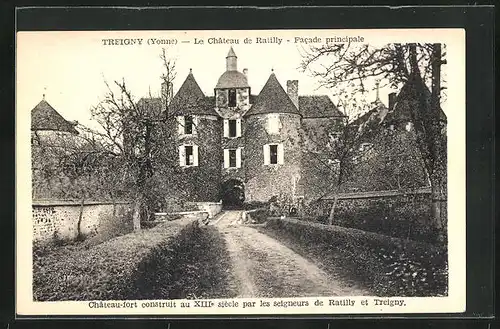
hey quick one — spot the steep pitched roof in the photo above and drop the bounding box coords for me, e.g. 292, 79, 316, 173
299, 95, 345, 118
31, 99, 78, 134
385, 72, 447, 124
227, 46, 237, 58
137, 97, 163, 117
245, 73, 301, 117
169, 72, 217, 116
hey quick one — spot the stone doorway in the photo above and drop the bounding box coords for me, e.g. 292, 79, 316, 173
220, 179, 245, 209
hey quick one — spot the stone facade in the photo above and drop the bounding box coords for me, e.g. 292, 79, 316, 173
145, 47, 345, 207
174, 114, 221, 202
245, 113, 303, 202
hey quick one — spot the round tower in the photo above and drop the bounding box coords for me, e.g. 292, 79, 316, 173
167, 69, 221, 202
244, 72, 303, 203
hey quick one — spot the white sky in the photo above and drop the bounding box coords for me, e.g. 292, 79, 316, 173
17, 29, 453, 128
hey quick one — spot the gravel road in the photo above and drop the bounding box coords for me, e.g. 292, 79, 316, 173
210, 211, 368, 298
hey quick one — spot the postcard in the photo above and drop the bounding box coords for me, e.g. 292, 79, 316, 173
16, 28, 465, 316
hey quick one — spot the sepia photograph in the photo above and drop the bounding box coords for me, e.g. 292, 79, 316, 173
16, 28, 465, 316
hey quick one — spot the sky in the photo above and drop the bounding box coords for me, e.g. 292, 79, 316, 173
17, 29, 454, 130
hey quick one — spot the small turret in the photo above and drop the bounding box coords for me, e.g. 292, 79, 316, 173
226, 46, 237, 71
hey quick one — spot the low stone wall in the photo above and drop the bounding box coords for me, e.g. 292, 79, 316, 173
154, 211, 209, 222
306, 188, 443, 243
185, 201, 222, 218
32, 200, 133, 245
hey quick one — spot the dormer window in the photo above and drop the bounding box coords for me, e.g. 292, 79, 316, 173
228, 89, 237, 107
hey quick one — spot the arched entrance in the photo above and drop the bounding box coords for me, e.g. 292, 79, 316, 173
220, 179, 245, 209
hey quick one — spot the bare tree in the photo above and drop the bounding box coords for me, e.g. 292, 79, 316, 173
89, 48, 178, 230
301, 42, 447, 233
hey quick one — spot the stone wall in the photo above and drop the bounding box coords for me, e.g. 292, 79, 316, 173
307, 188, 441, 243
185, 201, 223, 218
32, 200, 133, 245
173, 115, 222, 202
244, 113, 303, 202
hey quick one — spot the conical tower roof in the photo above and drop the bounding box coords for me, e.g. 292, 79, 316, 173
169, 70, 217, 116
245, 72, 301, 117
385, 71, 447, 124
227, 46, 237, 58
31, 99, 78, 134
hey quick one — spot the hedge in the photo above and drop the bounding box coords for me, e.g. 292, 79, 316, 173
265, 217, 448, 297
33, 217, 198, 301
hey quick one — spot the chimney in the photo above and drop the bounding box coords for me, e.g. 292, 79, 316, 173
161, 81, 173, 109
388, 92, 397, 110
243, 68, 248, 81
287, 80, 299, 110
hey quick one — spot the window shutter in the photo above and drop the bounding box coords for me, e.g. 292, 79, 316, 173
223, 119, 229, 137
236, 119, 242, 137
278, 143, 284, 164
223, 149, 229, 168
236, 148, 242, 168
263, 144, 270, 165
179, 145, 185, 166
177, 116, 185, 135
193, 116, 199, 135
193, 145, 199, 166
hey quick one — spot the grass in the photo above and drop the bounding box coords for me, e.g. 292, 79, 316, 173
33, 217, 232, 301
134, 225, 237, 300
260, 217, 448, 297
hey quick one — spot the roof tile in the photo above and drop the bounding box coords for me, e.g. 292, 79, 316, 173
299, 95, 345, 118
169, 72, 217, 116
31, 100, 78, 134
245, 73, 301, 117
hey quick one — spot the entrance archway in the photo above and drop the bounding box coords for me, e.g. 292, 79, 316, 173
220, 179, 245, 209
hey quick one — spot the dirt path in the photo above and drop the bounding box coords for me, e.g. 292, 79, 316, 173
211, 211, 368, 298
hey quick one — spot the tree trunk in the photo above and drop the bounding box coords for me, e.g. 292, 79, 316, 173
430, 43, 446, 239
328, 195, 338, 225
77, 196, 85, 240
132, 196, 142, 231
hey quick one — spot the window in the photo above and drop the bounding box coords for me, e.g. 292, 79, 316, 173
228, 89, 237, 107
185, 145, 194, 165
177, 115, 197, 136
228, 120, 237, 137
269, 145, 278, 164
224, 148, 242, 168
179, 144, 199, 167
229, 149, 237, 167
184, 115, 193, 134
263, 143, 284, 165
224, 118, 241, 138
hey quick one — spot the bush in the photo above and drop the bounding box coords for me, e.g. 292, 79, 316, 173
245, 208, 269, 223
33, 217, 197, 301
310, 196, 442, 244
242, 201, 269, 210
265, 217, 448, 297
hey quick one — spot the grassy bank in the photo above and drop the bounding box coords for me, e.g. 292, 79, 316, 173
134, 224, 236, 299
33, 217, 233, 301
261, 217, 448, 297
